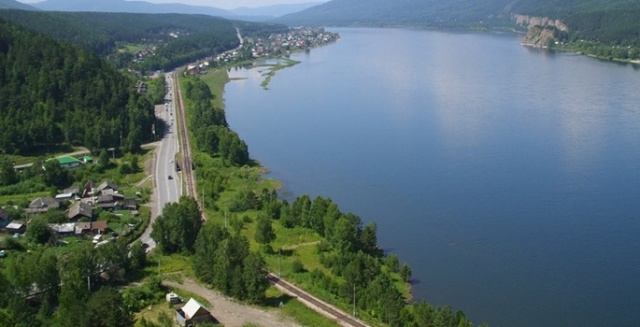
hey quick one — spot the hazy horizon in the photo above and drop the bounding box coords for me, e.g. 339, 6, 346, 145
17, 0, 326, 10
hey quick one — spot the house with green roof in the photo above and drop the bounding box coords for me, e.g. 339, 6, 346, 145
53, 156, 82, 169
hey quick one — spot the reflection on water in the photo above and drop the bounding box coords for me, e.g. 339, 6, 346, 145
223, 28, 640, 327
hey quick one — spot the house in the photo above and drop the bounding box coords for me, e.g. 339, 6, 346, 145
63, 186, 80, 196
0, 208, 10, 229
68, 202, 93, 221
82, 180, 94, 197
56, 186, 81, 201
47, 223, 75, 236
25, 197, 59, 214
97, 181, 118, 195
119, 198, 138, 211
5, 220, 26, 234
96, 193, 125, 210
175, 298, 213, 327
75, 221, 108, 235
52, 156, 83, 169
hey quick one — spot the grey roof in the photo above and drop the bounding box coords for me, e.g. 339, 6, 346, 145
5, 220, 25, 230
63, 186, 80, 195
97, 181, 117, 192
97, 193, 125, 203
29, 197, 59, 209
68, 202, 93, 219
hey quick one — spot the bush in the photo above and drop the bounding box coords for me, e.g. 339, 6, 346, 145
291, 259, 305, 273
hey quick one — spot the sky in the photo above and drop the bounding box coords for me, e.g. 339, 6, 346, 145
17, 0, 325, 10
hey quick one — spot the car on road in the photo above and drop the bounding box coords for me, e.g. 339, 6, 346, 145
168, 175, 173, 180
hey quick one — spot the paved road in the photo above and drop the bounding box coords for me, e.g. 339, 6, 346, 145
140, 73, 180, 251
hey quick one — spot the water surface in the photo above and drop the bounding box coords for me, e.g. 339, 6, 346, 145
224, 28, 640, 327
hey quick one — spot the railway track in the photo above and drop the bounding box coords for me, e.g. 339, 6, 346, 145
268, 273, 370, 327
171, 71, 197, 201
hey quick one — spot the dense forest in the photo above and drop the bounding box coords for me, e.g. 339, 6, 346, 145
0, 10, 289, 71
0, 19, 154, 154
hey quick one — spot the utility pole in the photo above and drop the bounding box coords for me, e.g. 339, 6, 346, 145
353, 283, 356, 317
278, 249, 282, 278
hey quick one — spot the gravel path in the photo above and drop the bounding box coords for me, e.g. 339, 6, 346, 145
164, 278, 302, 327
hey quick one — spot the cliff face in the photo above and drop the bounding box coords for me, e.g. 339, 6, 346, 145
513, 14, 568, 48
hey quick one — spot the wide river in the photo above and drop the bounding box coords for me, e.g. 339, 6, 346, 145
224, 28, 640, 327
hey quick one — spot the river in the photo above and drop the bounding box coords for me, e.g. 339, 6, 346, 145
224, 27, 640, 327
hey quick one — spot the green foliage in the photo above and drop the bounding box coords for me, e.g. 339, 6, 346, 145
254, 214, 276, 245
151, 196, 202, 254
129, 241, 148, 272
43, 160, 71, 188
193, 222, 269, 303
0, 19, 155, 154
122, 278, 166, 313
26, 216, 53, 244
80, 286, 133, 327
0, 156, 18, 186
183, 76, 249, 166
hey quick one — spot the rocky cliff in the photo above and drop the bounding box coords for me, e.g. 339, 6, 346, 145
513, 14, 568, 48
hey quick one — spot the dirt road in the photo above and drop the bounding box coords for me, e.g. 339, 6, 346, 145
163, 278, 302, 327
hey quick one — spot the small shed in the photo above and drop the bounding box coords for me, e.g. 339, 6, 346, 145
175, 298, 213, 326
48, 223, 76, 236
166, 292, 181, 304
5, 220, 26, 234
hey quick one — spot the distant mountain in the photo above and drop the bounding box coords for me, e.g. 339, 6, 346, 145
33, 0, 232, 17
0, 0, 38, 10
276, 0, 640, 26
230, 2, 324, 19
274, 0, 515, 27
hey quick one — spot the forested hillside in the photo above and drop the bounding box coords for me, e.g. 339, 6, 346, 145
275, 0, 514, 27
0, 0, 36, 10
0, 10, 289, 71
276, 0, 640, 49
0, 19, 154, 154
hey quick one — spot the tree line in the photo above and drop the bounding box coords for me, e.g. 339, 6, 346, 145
151, 196, 270, 304
0, 19, 155, 154
183, 76, 250, 166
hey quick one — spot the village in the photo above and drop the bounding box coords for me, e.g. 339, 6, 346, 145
185, 26, 340, 74
1, 155, 142, 252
